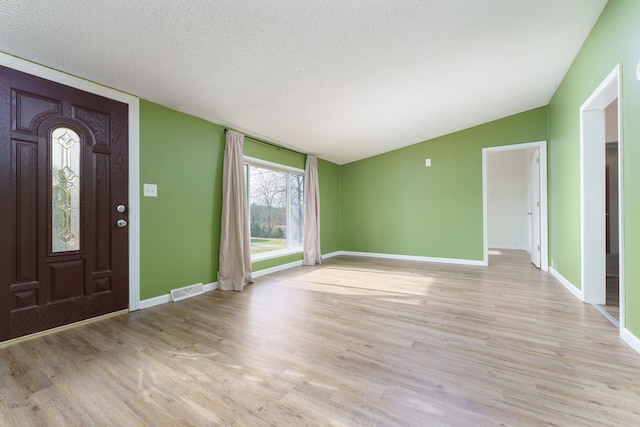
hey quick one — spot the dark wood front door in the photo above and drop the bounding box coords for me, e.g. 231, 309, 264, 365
0, 65, 129, 341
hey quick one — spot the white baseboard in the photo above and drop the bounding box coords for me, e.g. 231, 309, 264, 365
139, 281, 217, 309
203, 282, 218, 292
339, 251, 485, 266
321, 251, 343, 259
621, 328, 640, 354
253, 260, 303, 278
489, 245, 529, 251
549, 267, 583, 301
139, 294, 170, 309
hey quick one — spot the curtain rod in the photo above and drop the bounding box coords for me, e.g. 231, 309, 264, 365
224, 128, 307, 157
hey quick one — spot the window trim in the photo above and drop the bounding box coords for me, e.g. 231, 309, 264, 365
244, 156, 305, 261
244, 156, 304, 175
251, 247, 304, 262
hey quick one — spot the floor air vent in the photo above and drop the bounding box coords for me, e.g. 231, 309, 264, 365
170, 283, 205, 302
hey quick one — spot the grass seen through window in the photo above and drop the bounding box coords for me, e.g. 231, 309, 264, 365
250, 237, 287, 255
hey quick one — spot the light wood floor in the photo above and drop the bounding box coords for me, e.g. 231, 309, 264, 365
2, 250, 640, 426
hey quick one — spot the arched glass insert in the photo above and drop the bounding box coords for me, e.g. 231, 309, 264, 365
51, 127, 81, 252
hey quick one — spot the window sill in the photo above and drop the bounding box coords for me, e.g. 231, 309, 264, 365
251, 248, 303, 262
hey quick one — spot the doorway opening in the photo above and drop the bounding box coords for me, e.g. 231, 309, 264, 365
580, 65, 623, 329
482, 141, 548, 271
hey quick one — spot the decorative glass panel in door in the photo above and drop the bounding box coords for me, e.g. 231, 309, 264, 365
51, 127, 81, 252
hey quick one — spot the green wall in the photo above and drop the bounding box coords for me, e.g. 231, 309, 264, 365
139, 100, 225, 300
340, 107, 547, 261
140, 103, 341, 299
319, 159, 341, 254
548, 0, 640, 334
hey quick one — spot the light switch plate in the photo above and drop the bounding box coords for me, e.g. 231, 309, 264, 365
143, 183, 158, 197
425, 158, 431, 167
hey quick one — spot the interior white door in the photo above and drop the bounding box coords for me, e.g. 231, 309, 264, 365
529, 149, 541, 268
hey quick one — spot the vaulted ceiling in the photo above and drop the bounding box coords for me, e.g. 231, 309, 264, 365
0, 0, 607, 164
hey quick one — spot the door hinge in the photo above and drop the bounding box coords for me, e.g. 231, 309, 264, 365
537, 245, 541, 251
536, 201, 540, 207
536, 157, 540, 164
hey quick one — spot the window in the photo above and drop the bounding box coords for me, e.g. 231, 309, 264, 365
245, 157, 304, 259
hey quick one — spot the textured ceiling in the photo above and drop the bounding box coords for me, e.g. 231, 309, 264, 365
0, 0, 607, 164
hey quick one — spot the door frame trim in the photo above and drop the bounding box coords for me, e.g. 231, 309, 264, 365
0, 52, 141, 310
482, 141, 549, 271
579, 64, 623, 328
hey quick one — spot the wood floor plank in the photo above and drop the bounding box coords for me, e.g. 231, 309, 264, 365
1, 250, 640, 426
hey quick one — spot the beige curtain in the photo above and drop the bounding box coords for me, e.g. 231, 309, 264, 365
303, 155, 322, 265
218, 130, 253, 291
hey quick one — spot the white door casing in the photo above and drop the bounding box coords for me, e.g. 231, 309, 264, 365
580, 64, 624, 329
529, 148, 541, 268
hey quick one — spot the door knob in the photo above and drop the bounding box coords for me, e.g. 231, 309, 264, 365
116, 204, 126, 213
117, 219, 128, 228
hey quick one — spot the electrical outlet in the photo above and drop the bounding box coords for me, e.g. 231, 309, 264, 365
143, 183, 158, 197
